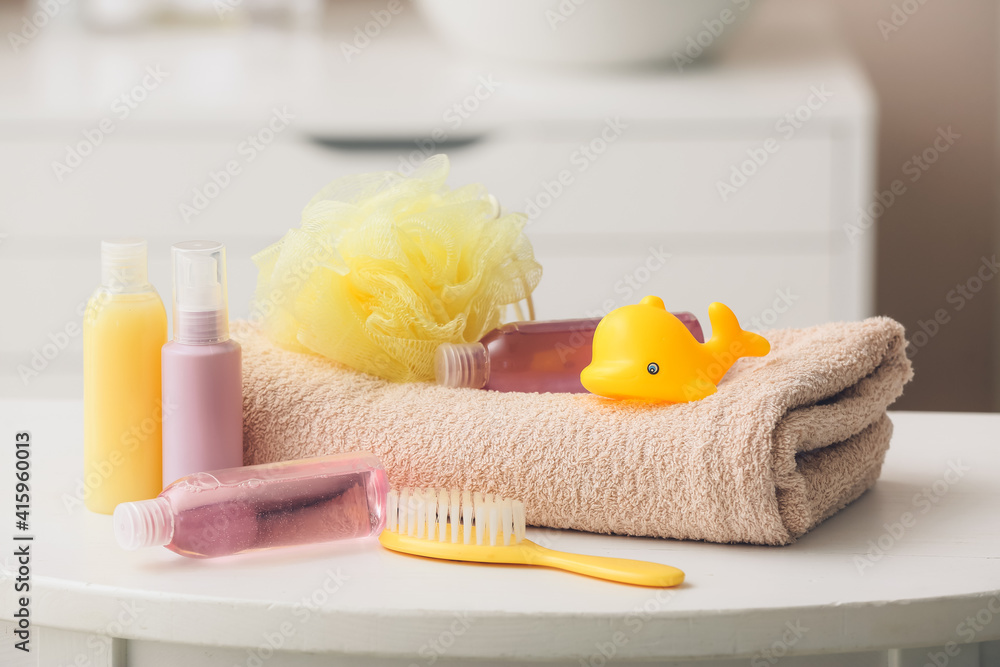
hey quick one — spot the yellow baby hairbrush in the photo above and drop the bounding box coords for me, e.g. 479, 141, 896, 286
378, 488, 684, 588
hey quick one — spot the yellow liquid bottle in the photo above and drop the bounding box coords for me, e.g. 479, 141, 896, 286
83, 240, 167, 514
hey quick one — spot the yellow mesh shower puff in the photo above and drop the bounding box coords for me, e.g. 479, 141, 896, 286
251, 155, 543, 382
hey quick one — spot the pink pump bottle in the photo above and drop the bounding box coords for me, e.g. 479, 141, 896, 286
434, 314, 703, 393
113, 452, 389, 558
162, 241, 243, 488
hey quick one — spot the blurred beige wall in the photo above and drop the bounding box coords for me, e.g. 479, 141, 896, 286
832, 0, 998, 411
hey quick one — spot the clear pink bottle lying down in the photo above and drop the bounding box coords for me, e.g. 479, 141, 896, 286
114, 452, 389, 558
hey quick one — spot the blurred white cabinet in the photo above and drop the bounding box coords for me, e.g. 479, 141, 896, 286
0, 0, 874, 396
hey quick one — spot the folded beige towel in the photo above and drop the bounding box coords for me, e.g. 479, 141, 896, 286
234, 317, 912, 545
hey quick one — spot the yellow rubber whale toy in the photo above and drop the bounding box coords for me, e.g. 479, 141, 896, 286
581, 296, 770, 403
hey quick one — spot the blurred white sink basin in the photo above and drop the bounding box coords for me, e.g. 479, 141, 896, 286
414, 0, 747, 68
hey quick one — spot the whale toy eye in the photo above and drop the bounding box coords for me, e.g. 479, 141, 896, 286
647, 362, 659, 375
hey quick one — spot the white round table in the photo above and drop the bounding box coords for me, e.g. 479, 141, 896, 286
1, 400, 998, 667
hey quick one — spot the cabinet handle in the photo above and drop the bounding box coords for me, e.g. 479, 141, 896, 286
308, 134, 486, 152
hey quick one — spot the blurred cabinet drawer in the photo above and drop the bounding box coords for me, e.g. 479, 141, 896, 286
458, 135, 833, 235
0, 138, 345, 237
0, 131, 831, 238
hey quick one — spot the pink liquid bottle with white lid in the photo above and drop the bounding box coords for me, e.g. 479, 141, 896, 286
114, 452, 389, 558
434, 314, 703, 393
162, 241, 243, 488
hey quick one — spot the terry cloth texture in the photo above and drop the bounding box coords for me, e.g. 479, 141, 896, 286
233, 317, 913, 545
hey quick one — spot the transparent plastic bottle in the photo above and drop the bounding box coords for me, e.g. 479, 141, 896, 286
162, 241, 243, 487
435, 313, 703, 393
84, 239, 168, 514
114, 452, 389, 558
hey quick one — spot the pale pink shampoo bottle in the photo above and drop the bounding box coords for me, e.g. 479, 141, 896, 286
114, 452, 389, 558
162, 241, 243, 488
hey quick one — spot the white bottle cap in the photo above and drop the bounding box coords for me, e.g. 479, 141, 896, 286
101, 239, 149, 291
171, 240, 230, 344
114, 497, 174, 550
434, 342, 489, 389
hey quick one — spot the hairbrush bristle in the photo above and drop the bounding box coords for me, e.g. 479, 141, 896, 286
386, 487, 526, 546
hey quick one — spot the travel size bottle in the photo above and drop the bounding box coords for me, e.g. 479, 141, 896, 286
162, 241, 243, 487
435, 313, 703, 393
84, 239, 168, 514
114, 452, 389, 558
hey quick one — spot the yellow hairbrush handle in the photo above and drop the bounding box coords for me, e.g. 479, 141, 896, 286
379, 530, 684, 588
522, 541, 685, 588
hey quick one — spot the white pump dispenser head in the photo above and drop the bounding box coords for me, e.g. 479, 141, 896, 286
171, 240, 230, 344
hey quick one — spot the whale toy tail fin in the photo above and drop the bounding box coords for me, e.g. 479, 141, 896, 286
703, 302, 770, 384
